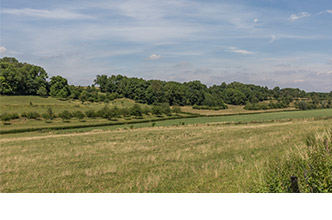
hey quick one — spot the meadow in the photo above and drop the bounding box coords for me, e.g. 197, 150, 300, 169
1, 95, 331, 192
1, 95, 331, 134
1, 117, 331, 192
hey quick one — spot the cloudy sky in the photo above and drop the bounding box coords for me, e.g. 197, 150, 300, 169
1, 0, 332, 92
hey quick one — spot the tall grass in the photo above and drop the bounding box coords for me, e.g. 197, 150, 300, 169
254, 128, 332, 193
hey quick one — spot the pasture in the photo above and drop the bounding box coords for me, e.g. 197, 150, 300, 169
1, 117, 331, 192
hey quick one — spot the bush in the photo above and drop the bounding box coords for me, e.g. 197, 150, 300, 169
1, 113, 12, 122
120, 107, 131, 117
73, 111, 85, 120
254, 128, 332, 193
47, 107, 55, 119
142, 106, 151, 115
172, 106, 181, 115
106, 107, 120, 120
96, 106, 111, 118
130, 104, 143, 117
152, 105, 163, 116
22, 112, 40, 119
42, 113, 51, 120
85, 110, 96, 118
193, 105, 227, 110
58, 110, 72, 121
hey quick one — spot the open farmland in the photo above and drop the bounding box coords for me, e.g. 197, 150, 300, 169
1, 117, 331, 192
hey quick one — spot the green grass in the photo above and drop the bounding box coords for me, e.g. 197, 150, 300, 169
0, 95, 148, 115
1, 118, 331, 192
48, 108, 332, 134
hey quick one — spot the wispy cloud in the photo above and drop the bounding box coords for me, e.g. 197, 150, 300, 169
227, 47, 254, 55
270, 35, 276, 43
0, 46, 7, 54
1, 8, 93, 20
318, 9, 332, 15
147, 54, 161, 60
289, 12, 310, 21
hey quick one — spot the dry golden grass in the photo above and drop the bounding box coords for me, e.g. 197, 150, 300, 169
1, 118, 331, 192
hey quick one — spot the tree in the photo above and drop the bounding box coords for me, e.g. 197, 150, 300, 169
73, 111, 85, 120
49, 76, 69, 97
130, 104, 143, 117
37, 86, 48, 97
59, 110, 72, 121
172, 106, 181, 115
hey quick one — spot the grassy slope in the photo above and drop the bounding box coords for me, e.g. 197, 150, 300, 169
0, 95, 148, 115
1, 118, 331, 192
1, 95, 331, 133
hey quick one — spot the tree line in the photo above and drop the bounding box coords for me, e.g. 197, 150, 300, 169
1, 57, 332, 109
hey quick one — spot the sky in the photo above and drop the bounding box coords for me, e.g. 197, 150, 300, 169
0, 0, 332, 92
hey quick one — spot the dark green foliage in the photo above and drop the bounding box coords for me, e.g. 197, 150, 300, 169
73, 111, 85, 120
47, 107, 55, 119
193, 105, 228, 110
42, 113, 51, 121
21, 112, 40, 119
172, 106, 182, 115
152, 105, 163, 116
298, 101, 307, 110
85, 110, 96, 118
244, 102, 288, 110
130, 104, 143, 117
1, 113, 19, 122
255, 129, 332, 193
59, 110, 72, 121
0, 57, 49, 95
120, 107, 131, 117
37, 86, 48, 97
142, 106, 151, 115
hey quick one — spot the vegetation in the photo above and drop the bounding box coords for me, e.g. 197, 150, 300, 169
1, 57, 332, 193
255, 128, 332, 193
2, 57, 331, 111
1, 117, 331, 192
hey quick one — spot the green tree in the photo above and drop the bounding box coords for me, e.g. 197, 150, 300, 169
37, 86, 48, 97
130, 104, 143, 117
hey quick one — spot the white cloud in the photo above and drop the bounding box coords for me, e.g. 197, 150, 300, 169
227, 47, 254, 55
270, 35, 276, 43
327, 10, 332, 14
253, 18, 258, 23
289, 12, 310, 21
147, 54, 161, 60
0, 46, 7, 54
294, 79, 305, 83
1, 8, 93, 20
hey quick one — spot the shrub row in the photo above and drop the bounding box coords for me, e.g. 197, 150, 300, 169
1, 103, 180, 122
192, 105, 228, 110
244, 102, 288, 110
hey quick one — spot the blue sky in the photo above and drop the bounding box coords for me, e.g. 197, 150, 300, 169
1, 0, 331, 92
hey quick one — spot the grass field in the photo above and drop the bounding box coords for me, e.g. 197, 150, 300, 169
1, 117, 331, 192
0, 95, 190, 132
1, 94, 331, 133
0, 95, 149, 115
1, 96, 331, 192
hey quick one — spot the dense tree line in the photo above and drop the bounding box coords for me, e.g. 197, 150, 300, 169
1, 57, 332, 109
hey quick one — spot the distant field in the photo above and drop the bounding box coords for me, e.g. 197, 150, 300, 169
1, 118, 331, 192
0, 95, 148, 115
180, 104, 296, 115
1, 95, 331, 134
